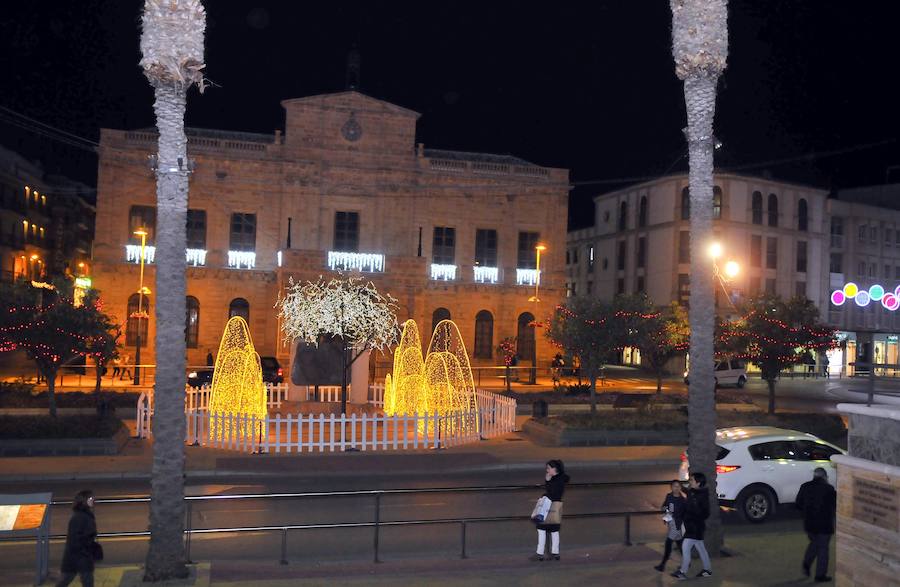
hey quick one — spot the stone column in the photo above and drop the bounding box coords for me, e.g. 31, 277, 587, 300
833, 403, 900, 586
350, 348, 371, 406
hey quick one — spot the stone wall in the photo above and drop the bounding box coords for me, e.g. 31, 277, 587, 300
834, 404, 900, 586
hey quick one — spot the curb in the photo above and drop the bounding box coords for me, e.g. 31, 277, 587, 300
0, 458, 680, 483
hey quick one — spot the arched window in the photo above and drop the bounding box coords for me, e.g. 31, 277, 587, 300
126, 293, 150, 347
618, 201, 628, 231
229, 298, 250, 324
432, 307, 451, 333
474, 310, 494, 359
185, 296, 199, 348
798, 198, 808, 231
638, 196, 648, 228
751, 191, 763, 224
681, 187, 690, 220
712, 186, 723, 220
768, 193, 779, 227
516, 312, 536, 360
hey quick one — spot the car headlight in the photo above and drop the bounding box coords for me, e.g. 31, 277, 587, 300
188, 371, 198, 379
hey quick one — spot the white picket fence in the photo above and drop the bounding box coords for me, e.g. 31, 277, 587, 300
135, 387, 516, 452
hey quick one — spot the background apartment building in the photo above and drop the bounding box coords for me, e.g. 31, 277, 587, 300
91, 91, 569, 375
566, 173, 829, 367
0, 144, 94, 283
826, 186, 900, 374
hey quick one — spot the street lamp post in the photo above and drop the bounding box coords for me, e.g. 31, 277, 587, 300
708, 242, 740, 310
527, 244, 547, 385
133, 229, 148, 386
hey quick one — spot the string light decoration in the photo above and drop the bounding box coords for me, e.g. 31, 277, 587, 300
207, 316, 267, 439
383, 319, 479, 434
227, 250, 256, 269
126, 244, 156, 264
516, 268, 539, 286
430, 264, 457, 281
327, 251, 385, 273
473, 266, 499, 284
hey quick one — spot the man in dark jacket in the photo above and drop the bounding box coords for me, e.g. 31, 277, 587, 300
796, 467, 836, 582
57, 489, 97, 587
672, 472, 712, 580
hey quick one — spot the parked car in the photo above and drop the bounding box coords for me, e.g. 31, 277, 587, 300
679, 426, 844, 523
188, 356, 282, 388
684, 359, 748, 388
260, 356, 284, 384
186, 368, 213, 389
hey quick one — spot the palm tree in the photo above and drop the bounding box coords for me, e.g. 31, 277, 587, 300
670, 0, 728, 554
139, 0, 206, 580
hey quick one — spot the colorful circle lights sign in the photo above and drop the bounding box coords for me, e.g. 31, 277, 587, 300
831, 282, 900, 311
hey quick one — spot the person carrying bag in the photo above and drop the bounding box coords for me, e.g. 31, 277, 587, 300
529, 459, 569, 561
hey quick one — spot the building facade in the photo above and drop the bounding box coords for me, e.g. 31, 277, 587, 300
91, 91, 569, 375
0, 144, 94, 283
567, 173, 829, 313
825, 189, 900, 374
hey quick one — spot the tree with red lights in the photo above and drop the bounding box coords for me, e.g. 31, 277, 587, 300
548, 297, 644, 413
720, 295, 836, 414
635, 301, 690, 393
0, 281, 119, 417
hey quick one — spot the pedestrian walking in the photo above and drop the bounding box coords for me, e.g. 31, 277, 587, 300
120, 353, 132, 381
654, 479, 686, 572
671, 472, 712, 580
110, 356, 121, 379
206, 349, 214, 367
529, 459, 570, 561
797, 467, 836, 583
551, 353, 565, 389
57, 490, 100, 587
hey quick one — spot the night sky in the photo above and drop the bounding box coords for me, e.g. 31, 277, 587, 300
3, 1, 900, 228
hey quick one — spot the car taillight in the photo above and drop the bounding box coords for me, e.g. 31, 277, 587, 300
716, 465, 741, 474
680, 452, 688, 462
277, 368, 283, 376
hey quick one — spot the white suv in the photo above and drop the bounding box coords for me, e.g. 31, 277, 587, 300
679, 427, 844, 522
684, 359, 748, 388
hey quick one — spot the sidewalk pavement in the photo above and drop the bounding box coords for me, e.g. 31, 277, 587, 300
0, 420, 684, 483
3, 529, 830, 586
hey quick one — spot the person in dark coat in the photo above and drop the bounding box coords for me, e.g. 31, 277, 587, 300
655, 480, 687, 572
57, 490, 97, 587
672, 472, 712, 580
796, 467, 837, 582
530, 459, 570, 561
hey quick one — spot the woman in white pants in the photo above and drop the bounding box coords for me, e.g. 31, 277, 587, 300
529, 460, 570, 561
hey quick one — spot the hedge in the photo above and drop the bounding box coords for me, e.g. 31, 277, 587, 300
0, 383, 140, 409
0, 414, 124, 439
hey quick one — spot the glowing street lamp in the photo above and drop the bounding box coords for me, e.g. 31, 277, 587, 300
133, 228, 149, 385
708, 241, 723, 260
527, 243, 547, 384
724, 260, 740, 279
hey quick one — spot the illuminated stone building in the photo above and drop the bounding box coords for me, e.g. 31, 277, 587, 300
0, 144, 94, 283
91, 91, 569, 375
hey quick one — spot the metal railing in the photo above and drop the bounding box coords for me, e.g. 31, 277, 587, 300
2, 482, 670, 565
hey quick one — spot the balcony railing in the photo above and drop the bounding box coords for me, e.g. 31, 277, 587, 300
516, 268, 539, 286
430, 264, 457, 281
473, 266, 499, 284
326, 251, 385, 273
125, 245, 208, 267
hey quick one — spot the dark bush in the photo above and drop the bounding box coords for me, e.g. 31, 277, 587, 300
0, 415, 124, 439
0, 383, 139, 409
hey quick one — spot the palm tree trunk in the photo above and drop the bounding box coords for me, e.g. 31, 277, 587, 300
144, 83, 189, 581
684, 74, 723, 555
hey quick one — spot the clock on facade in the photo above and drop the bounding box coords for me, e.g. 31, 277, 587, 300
341, 113, 362, 142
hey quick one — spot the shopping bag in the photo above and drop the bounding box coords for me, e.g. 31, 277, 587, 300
531, 496, 551, 523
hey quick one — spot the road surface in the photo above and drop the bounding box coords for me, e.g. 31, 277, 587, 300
0, 465, 805, 572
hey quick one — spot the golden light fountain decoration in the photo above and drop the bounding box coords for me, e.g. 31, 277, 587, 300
384, 319, 478, 434
207, 316, 267, 439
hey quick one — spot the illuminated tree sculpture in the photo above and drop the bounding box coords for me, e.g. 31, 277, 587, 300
384, 320, 427, 416
384, 319, 479, 435
276, 275, 399, 413
207, 316, 266, 438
